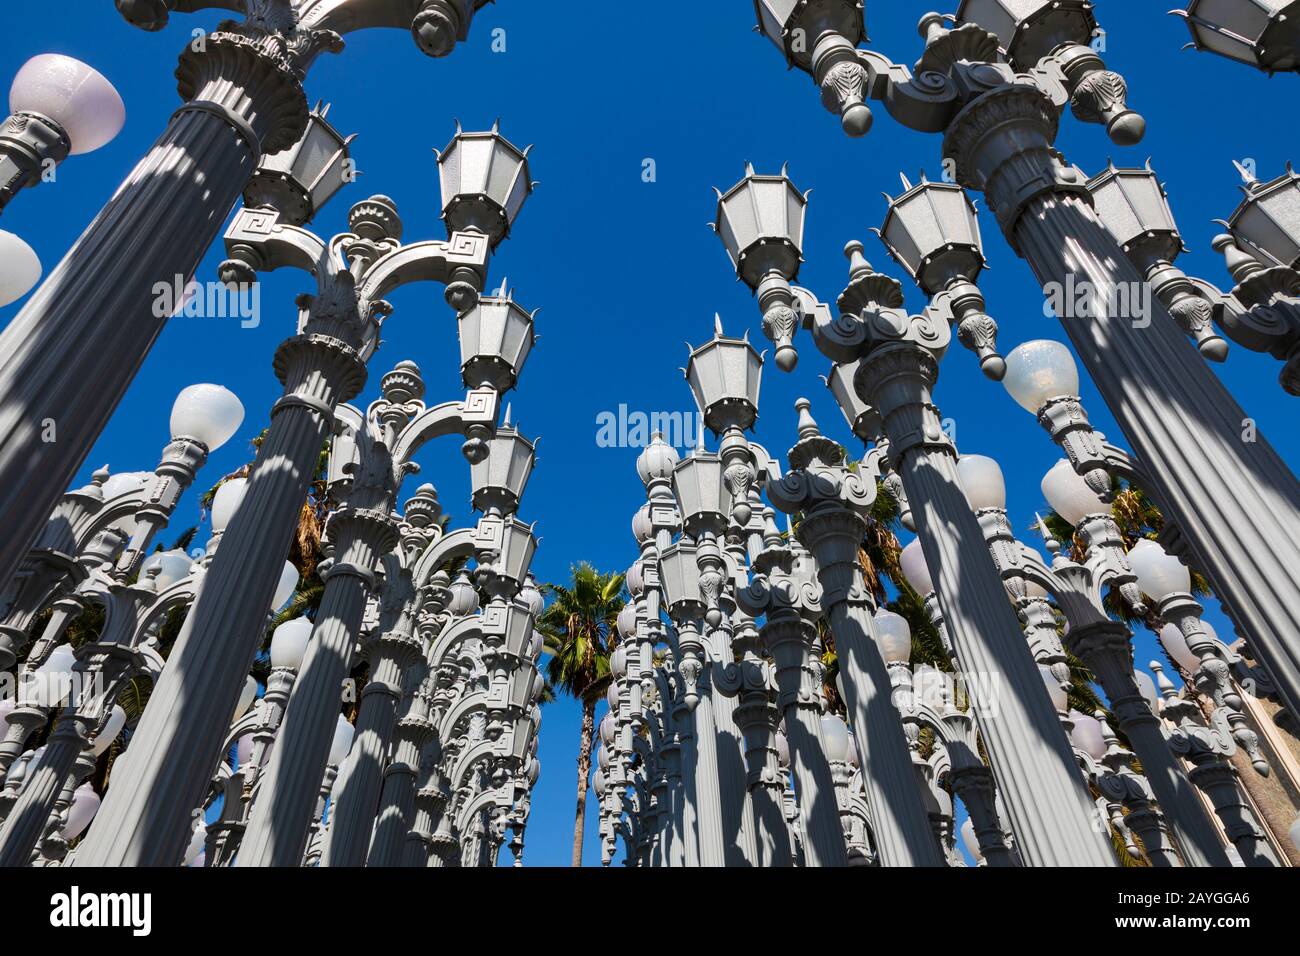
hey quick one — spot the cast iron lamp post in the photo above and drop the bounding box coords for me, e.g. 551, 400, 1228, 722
0, 383, 241, 676
743, 2, 1300, 728
763, 398, 945, 866
236, 361, 502, 866
0, 54, 125, 215
75, 120, 531, 866
736, 506, 848, 867
0, 0, 490, 613
715, 163, 1117, 863
958, 448, 1236, 866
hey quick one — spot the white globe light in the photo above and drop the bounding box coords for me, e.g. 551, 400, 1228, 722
1041, 459, 1106, 525
236, 733, 255, 768
1039, 664, 1067, 713
139, 549, 192, 590
957, 454, 1007, 511
210, 477, 248, 533
1002, 339, 1080, 414
774, 731, 790, 768
169, 384, 245, 451
596, 743, 609, 771
960, 817, 984, 862
599, 711, 616, 745
9, 54, 125, 155
592, 768, 606, 796
61, 782, 101, 840
1133, 669, 1160, 714
819, 713, 853, 763
1158, 623, 1203, 673
24, 645, 72, 707
234, 675, 258, 720
1127, 539, 1191, 602
610, 644, 628, 679
91, 705, 126, 757
328, 716, 355, 766
872, 607, 912, 664
184, 821, 207, 867
616, 604, 637, 641
899, 539, 934, 595
0, 230, 41, 306
271, 561, 300, 612
1068, 709, 1108, 760
100, 470, 151, 501
270, 616, 312, 670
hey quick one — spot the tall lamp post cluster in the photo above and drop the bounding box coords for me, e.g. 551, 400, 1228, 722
585, 1, 1300, 866
0, 0, 548, 867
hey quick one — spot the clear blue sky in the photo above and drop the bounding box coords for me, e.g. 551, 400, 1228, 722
2, 2, 1296, 867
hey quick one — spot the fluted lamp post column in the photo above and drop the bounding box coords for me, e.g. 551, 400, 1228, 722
765, 398, 945, 866
737, 511, 847, 866
962, 446, 1234, 867
746, 0, 1300, 728
77, 118, 528, 864
681, 320, 765, 866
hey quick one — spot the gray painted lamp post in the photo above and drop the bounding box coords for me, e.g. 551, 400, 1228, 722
0, 0, 486, 614
744, 0, 1300, 730
715, 163, 1116, 864
680, 321, 765, 865
736, 509, 847, 866
958, 445, 1235, 867
236, 367, 501, 866
75, 121, 529, 866
763, 398, 946, 866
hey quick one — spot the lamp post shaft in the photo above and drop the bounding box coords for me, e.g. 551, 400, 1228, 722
763, 618, 847, 867
0, 719, 87, 866
949, 86, 1300, 718
367, 716, 425, 866
238, 510, 394, 867
826, 600, 944, 866
321, 649, 409, 866
74, 338, 363, 866
1069, 623, 1230, 866
863, 343, 1116, 865
0, 34, 306, 597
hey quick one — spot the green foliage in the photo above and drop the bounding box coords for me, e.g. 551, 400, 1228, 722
537, 562, 626, 707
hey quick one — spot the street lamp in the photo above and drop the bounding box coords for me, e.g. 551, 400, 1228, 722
1040, 459, 1107, 526
1224, 163, 1300, 271
241, 103, 354, 228
712, 164, 809, 370
0, 54, 125, 214
169, 384, 245, 454
1172, 0, 1300, 74
872, 608, 912, 665
270, 617, 313, 672
877, 176, 1005, 378
436, 122, 535, 249
1087, 161, 1229, 361
1003, 340, 1114, 499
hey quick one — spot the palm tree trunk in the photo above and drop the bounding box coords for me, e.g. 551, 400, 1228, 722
572, 699, 595, 867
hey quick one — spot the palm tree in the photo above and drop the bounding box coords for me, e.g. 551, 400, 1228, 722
536, 562, 626, 867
